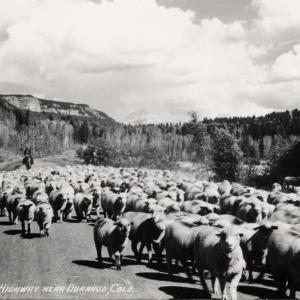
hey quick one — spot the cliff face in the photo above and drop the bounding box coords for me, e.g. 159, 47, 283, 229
0, 94, 113, 121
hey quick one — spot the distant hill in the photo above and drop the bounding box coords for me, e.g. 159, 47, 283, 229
0, 94, 115, 124
0, 94, 118, 158
123, 109, 161, 125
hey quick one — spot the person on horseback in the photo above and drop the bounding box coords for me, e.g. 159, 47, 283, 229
23, 146, 34, 165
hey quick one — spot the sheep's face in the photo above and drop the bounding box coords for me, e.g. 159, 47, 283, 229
250, 203, 261, 215
84, 196, 93, 207
13, 196, 23, 207
151, 213, 165, 231
116, 218, 131, 236
218, 228, 243, 253
165, 203, 180, 213
22, 203, 34, 216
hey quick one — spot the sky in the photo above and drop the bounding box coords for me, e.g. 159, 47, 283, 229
0, 0, 300, 122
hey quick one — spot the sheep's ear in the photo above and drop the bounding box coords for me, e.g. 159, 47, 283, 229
271, 225, 279, 230
239, 233, 244, 238
253, 226, 260, 230
215, 232, 221, 237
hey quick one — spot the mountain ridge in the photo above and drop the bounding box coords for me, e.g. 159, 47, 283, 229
0, 94, 115, 123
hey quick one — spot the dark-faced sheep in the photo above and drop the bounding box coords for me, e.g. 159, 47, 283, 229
93, 217, 131, 270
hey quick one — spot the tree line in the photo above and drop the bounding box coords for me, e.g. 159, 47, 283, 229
1, 99, 300, 186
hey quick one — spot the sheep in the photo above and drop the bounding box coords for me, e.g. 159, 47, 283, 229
93, 217, 131, 270
16, 200, 36, 236
35, 202, 53, 237
73, 193, 93, 222
101, 189, 127, 220
194, 226, 245, 300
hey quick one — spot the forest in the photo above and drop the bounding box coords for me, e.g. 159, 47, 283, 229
1, 96, 300, 185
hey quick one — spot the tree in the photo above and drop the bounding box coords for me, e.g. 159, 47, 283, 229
270, 140, 300, 181
190, 122, 212, 178
211, 127, 242, 181
79, 120, 90, 143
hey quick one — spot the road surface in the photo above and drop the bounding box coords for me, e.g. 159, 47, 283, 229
0, 211, 283, 300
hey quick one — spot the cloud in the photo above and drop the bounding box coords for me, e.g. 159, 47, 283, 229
0, 0, 299, 122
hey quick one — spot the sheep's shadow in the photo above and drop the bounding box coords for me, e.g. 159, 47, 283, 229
0, 220, 10, 225
73, 256, 138, 270
21, 233, 42, 239
159, 286, 211, 299
65, 218, 81, 223
135, 271, 194, 284
237, 285, 279, 299
3, 229, 22, 235
73, 259, 106, 270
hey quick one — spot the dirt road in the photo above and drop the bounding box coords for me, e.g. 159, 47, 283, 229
0, 210, 282, 300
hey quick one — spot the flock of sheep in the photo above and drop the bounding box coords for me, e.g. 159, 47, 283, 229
0, 165, 300, 300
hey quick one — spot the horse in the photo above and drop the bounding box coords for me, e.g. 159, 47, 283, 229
23, 155, 32, 171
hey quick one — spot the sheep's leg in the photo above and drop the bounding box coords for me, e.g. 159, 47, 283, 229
229, 274, 242, 300
274, 273, 287, 298
59, 210, 64, 223
288, 274, 295, 299
181, 259, 193, 281
40, 224, 45, 237
8, 211, 12, 224
166, 249, 173, 277
197, 266, 209, 294
145, 243, 153, 264
86, 211, 91, 222
219, 278, 228, 300
45, 226, 50, 237
255, 264, 265, 282
152, 242, 162, 265
27, 223, 31, 235
138, 242, 145, 263
212, 276, 219, 294
13, 214, 18, 225
248, 268, 254, 283
53, 209, 57, 222
21, 221, 25, 235
96, 244, 102, 264
95, 207, 100, 218
108, 247, 112, 258
131, 240, 140, 262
